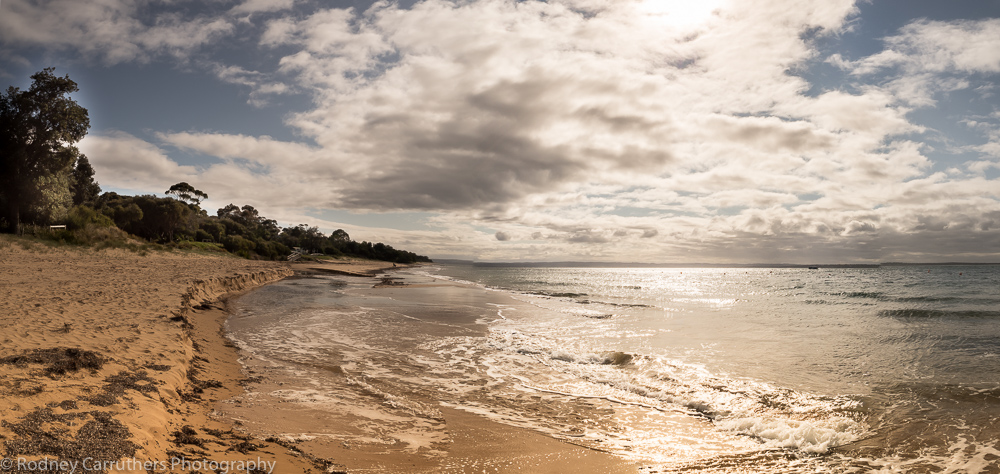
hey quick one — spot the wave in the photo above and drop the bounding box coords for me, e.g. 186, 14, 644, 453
526, 290, 588, 298
878, 309, 1000, 319
485, 328, 866, 455
894, 295, 962, 303
831, 291, 886, 299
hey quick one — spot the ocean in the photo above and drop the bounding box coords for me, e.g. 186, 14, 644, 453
225, 263, 1000, 473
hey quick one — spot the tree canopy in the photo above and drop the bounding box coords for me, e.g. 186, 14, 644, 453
71, 155, 101, 206
0, 67, 91, 232
166, 182, 208, 206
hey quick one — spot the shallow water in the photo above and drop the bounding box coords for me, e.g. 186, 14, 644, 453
227, 264, 1000, 472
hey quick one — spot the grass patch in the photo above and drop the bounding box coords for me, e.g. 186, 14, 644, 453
1, 230, 165, 255
171, 240, 231, 256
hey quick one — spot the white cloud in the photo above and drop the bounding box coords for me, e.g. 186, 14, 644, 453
80, 131, 198, 190
832, 18, 1000, 106
46, 0, 1000, 261
209, 64, 292, 106
0, 0, 233, 64
230, 0, 295, 15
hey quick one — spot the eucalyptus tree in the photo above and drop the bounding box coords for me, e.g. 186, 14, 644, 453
0, 68, 90, 232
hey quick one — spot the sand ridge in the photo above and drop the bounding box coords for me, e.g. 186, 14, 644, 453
0, 240, 637, 473
0, 239, 339, 472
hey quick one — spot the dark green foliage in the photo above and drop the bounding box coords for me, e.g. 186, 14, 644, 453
70, 155, 101, 206
0, 68, 90, 231
254, 239, 289, 260
330, 228, 350, 243
165, 182, 208, 206
339, 239, 431, 264
221, 234, 254, 258
219, 204, 280, 240
278, 224, 327, 252
67, 205, 114, 231
97, 193, 191, 243
199, 220, 225, 241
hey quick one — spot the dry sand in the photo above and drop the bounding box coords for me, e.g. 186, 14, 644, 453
0, 237, 636, 473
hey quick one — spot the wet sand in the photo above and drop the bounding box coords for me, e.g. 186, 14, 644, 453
0, 238, 635, 473
221, 268, 639, 473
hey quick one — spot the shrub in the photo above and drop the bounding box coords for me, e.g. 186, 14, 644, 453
221, 234, 254, 255
67, 205, 114, 231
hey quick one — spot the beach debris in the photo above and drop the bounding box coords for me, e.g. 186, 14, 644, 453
3, 408, 139, 471
11, 380, 45, 396
85, 369, 161, 407
602, 351, 634, 366
0, 347, 104, 378
171, 425, 205, 447
229, 439, 261, 454
179, 364, 224, 401
53, 399, 78, 410
374, 276, 407, 287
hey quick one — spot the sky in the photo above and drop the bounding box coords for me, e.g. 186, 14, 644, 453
2, 0, 1000, 263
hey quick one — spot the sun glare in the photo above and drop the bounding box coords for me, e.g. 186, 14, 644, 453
637, 0, 723, 28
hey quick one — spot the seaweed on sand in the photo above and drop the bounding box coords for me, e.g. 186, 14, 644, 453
0, 348, 105, 377
3, 408, 138, 472
84, 370, 160, 407
171, 426, 204, 447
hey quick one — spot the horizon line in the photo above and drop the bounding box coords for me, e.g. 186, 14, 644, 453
431, 259, 1000, 268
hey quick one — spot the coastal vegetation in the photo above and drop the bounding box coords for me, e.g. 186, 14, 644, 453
0, 68, 430, 264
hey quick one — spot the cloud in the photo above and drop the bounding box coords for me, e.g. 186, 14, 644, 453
80, 131, 197, 190
0, 0, 233, 64
244, 0, 867, 213
831, 18, 1000, 106
196, 63, 293, 106
230, 0, 295, 15
48, 0, 1000, 261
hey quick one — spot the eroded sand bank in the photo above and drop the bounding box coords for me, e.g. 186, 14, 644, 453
0, 239, 634, 473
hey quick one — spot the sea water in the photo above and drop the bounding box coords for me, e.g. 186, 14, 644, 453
226, 264, 1000, 472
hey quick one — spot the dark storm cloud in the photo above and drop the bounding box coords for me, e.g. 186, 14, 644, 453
334, 73, 675, 210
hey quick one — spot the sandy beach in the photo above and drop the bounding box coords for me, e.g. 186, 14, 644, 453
0, 238, 634, 473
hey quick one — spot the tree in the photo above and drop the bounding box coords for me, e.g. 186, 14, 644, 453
71, 155, 101, 206
0, 68, 90, 232
330, 229, 350, 243
166, 182, 208, 206
29, 171, 73, 225
218, 203, 280, 240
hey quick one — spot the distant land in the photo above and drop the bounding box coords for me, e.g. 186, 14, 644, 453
433, 260, 999, 268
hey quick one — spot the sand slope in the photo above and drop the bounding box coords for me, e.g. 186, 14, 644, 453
0, 239, 328, 472
0, 239, 637, 473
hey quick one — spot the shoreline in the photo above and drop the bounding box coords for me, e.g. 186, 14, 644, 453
0, 242, 391, 472
0, 243, 634, 472
219, 263, 639, 473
